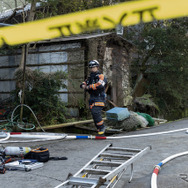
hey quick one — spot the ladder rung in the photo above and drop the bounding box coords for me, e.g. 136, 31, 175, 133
91, 160, 122, 167
83, 168, 111, 175
107, 147, 142, 153
55, 145, 151, 188
100, 153, 132, 159
68, 177, 98, 186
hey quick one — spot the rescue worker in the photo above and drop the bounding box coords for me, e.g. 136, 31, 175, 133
80, 60, 107, 136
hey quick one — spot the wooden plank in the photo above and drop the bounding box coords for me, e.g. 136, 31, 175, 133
36, 117, 106, 131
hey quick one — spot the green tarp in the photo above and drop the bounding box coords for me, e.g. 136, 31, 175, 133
136, 112, 155, 126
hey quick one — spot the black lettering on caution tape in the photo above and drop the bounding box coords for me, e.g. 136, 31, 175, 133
133, 6, 159, 22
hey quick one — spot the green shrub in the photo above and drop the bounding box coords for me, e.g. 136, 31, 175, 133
14, 68, 68, 125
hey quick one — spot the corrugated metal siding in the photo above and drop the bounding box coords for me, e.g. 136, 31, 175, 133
0, 67, 16, 79
0, 42, 85, 116
27, 51, 68, 65
0, 80, 15, 92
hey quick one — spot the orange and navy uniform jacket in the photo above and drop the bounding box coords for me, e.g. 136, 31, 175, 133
80, 71, 107, 109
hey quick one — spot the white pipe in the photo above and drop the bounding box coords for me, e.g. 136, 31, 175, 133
151, 166, 160, 188
10, 133, 66, 139
161, 151, 188, 164
0, 136, 66, 143
0, 126, 188, 143
0, 133, 10, 142
63, 127, 188, 140
0, 132, 67, 143
151, 151, 188, 188
106, 128, 188, 139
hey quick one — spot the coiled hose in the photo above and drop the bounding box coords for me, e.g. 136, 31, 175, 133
10, 104, 45, 132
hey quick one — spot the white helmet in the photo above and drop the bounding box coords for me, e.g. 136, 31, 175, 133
88, 60, 99, 68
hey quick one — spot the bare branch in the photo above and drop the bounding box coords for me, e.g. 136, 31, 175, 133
14, 0, 17, 8
3, 2, 13, 10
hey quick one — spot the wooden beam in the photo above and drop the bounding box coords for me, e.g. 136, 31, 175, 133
36, 117, 106, 131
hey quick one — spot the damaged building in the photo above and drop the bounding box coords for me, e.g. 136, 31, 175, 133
0, 32, 134, 116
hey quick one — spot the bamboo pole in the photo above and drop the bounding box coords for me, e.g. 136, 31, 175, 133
36, 117, 107, 131
20, 44, 27, 122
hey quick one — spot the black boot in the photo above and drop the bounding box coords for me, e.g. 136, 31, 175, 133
97, 126, 105, 136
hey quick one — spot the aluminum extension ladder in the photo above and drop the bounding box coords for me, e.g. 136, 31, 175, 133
55, 144, 151, 188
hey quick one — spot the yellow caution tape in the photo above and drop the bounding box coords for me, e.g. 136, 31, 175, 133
0, 0, 187, 46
